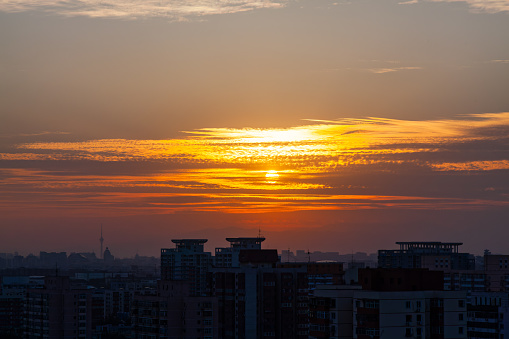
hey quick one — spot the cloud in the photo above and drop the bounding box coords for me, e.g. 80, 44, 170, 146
367, 66, 423, 74
399, 0, 419, 4
431, 160, 509, 171
428, 0, 509, 13
3, 112, 509, 169
0, 0, 287, 19
1, 112, 508, 217
0, 131, 71, 138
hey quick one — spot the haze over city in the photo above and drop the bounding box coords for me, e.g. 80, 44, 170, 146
1, 0, 508, 257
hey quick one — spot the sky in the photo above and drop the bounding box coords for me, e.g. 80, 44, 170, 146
1, 0, 508, 257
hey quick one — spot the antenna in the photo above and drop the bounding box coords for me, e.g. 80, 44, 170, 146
100, 224, 104, 260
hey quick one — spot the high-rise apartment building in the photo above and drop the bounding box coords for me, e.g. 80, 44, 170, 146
160, 239, 212, 296
131, 280, 218, 339
208, 249, 309, 339
24, 276, 92, 339
309, 287, 467, 338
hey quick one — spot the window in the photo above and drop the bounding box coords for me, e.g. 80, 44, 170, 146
406, 301, 411, 309
458, 327, 464, 334
317, 311, 328, 319
459, 313, 463, 321
458, 300, 465, 308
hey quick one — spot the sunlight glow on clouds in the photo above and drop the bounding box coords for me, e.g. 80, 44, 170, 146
4, 112, 509, 169
2, 0, 508, 19
0, 0, 287, 19
0, 113, 508, 215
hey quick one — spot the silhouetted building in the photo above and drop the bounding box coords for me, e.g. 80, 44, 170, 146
208, 249, 309, 339
309, 285, 361, 339
309, 285, 467, 339
279, 261, 345, 294
467, 292, 508, 339
131, 280, 218, 338
161, 239, 212, 296
484, 254, 509, 292
358, 268, 444, 291
214, 237, 265, 267
103, 247, 114, 265
0, 276, 43, 337
443, 270, 487, 292
378, 242, 474, 271
68, 252, 90, 269
24, 276, 92, 339
39, 252, 68, 269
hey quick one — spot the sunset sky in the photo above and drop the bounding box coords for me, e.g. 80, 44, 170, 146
1, 0, 508, 257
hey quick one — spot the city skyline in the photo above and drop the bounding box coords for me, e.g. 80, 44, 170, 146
1, 0, 508, 257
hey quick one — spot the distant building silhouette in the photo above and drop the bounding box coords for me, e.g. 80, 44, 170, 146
378, 242, 474, 270
103, 247, 114, 264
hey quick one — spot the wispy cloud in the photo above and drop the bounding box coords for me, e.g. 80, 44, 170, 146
0, 0, 287, 19
1, 113, 508, 215
0, 131, 70, 138
3, 112, 508, 169
399, 0, 419, 5
367, 66, 423, 74
428, 0, 509, 13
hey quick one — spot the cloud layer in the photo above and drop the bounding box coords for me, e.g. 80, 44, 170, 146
0, 0, 286, 19
2, 0, 509, 20
1, 112, 508, 216
422, 0, 509, 13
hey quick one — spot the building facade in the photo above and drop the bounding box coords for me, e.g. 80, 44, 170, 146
160, 239, 212, 296
378, 242, 475, 271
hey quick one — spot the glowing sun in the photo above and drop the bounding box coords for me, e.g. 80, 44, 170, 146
265, 170, 280, 180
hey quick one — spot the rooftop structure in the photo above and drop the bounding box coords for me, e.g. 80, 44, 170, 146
215, 237, 266, 268
225, 237, 265, 249
161, 239, 212, 296
379, 241, 474, 270
170, 239, 208, 252
396, 242, 463, 253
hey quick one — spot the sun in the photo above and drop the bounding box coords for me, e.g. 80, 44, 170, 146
265, 170, 280, 181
